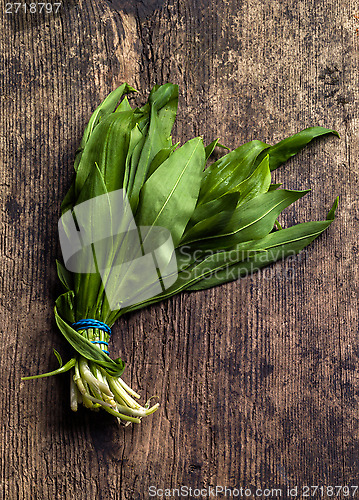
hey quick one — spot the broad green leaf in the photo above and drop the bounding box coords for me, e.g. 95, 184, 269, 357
254, 127, 339, 171
181, 193, 240, 244
121, 242, 265, 315
79, 83, 136, 151
184, 192, 240, 233
152, 83, 179, 137
74, 83, 136, 171
55, 290, 76, 324
126, 122, 149, 201
268, 183, 282, 191
61, 182, 76, 215
187, 189, 309, 250
188, 198, 338, 290
133, 103, 150, 129
234, 155, 271, 206
63, 111, 134, 214
129, 84, 179, 208
123, 124, 144, 197
56, 260, 73, 291
72, 165, 115, 319
74, 110, 135, 199
181, 211, 236, 244
136, 137, 205, 247
116, 96, 132, 112
105, 138, 205, 317
204, 140, 230, 161
205, 139, 219, 161
198, 140, 269, 204
146, 144, 179, 180
326, 196, 339, 220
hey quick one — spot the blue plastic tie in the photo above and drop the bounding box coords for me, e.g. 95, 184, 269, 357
72, 319, 111, 355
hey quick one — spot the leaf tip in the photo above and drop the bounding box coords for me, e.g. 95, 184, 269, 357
326, 196, 339, 221
126, 84, 138, 93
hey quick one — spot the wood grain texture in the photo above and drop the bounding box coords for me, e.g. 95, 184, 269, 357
0, 0, 358, 498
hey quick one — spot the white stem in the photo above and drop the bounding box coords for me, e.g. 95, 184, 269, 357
79, 357, 113, 397
118, 378, 141, 399
70, 374, 78, 412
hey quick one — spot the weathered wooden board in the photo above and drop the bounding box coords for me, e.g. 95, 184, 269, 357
0, 0, 358, 498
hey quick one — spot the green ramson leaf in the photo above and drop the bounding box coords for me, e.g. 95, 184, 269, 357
136, 137, 206, 247
205, 140, 230, 162
181, 193, 240, 244
184, 192, 240, 233
326, 196, 339, 220
186, 189, 310, 250
183, 156, 271, 245
53, 349, 63, 367
123, 124, 147, 203
235, 155, 271, 206
62, 109, 135, 213
21, 358, 76, 380
55, 291, 76, 324
74, 83, 136, 172
60, 183, 76, 215
56, 260, 73, 291
268, 183, 282, 191
223, 188, 309, 243
198, 140, 269, 205
188, 198, 338, 290
74, 110, 135, 200
72, 164, 111, 318
181, 211, 236, 244
146, 144, 179, 180
120, 241, 265, 315
152, 83, 179, 137
205, 139, 219, 161
128, 84, 179, 209
116, 96, 133, 112
254, 127, 339, 171
102, 139, 206, 322
79, 84, 136, 150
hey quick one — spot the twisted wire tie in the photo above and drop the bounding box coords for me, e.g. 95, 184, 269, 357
72, 319, 111, 355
